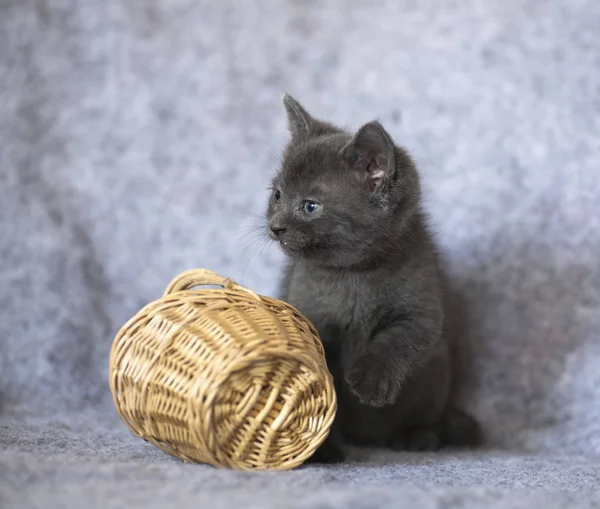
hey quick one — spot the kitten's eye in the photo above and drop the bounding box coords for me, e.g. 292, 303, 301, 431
274, 189, 281, 201
303, 200, 322, 215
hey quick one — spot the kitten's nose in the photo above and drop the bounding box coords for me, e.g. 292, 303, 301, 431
270, 225, 287, 237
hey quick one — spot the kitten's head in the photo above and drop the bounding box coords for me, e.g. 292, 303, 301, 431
267, 94, 421, 268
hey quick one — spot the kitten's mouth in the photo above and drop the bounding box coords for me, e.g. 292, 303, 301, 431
280, 240, 298, 253
279, 240, 314, 257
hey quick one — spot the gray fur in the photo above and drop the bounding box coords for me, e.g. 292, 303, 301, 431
267, 96, 478, 460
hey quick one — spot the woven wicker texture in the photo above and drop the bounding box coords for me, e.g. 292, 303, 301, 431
109, 269, 337, 470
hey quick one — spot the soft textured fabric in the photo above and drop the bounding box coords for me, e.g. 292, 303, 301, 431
1, 0, 599, 507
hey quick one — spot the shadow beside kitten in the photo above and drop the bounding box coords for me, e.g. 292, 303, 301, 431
266, 94, 481, 462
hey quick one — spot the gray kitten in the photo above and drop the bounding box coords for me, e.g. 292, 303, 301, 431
266, 94, 480, 462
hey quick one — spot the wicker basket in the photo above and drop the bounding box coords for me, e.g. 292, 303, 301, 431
109, 269, 336, 470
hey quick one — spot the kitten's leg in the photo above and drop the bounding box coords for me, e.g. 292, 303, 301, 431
393, 407, 481, 451
389, 421, 442, 451
439, 405, 481, 448
405, 427, 442, 451
304, 423, 345, 464
390, 342, 454, 451
305, 324, 346, 464
345, 316, 441, 408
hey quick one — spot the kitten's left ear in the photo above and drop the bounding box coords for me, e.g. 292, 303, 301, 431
282, 93, 316, 140
341, 121, 396, 191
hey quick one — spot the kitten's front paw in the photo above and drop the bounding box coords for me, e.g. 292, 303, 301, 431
305, 441, 346, 464
345, 353, 402, 407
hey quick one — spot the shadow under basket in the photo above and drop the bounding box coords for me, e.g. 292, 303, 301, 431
109, 269, 337, 470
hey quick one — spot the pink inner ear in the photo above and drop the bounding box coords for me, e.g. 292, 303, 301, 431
371, 169, 385, 186
365, 161, 385, 191
368, 154, 388, 187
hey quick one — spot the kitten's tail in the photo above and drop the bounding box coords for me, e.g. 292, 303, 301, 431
440, 406, 482, 448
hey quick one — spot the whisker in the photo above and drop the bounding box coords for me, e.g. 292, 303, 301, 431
237, 212, 268, 221
241, 236, 272, 283
232, 237, 265, 280
225, 225, 267, 241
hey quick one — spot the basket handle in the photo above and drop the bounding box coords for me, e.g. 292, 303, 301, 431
163, 269, 257, 298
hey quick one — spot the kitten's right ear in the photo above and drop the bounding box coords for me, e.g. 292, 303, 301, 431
341, 121, 396, 193
282, 93, 315, 140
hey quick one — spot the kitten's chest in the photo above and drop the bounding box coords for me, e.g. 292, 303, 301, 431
285, 264, 380, 335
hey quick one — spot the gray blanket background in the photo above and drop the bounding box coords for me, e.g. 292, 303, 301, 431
1, 0, 600, 507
